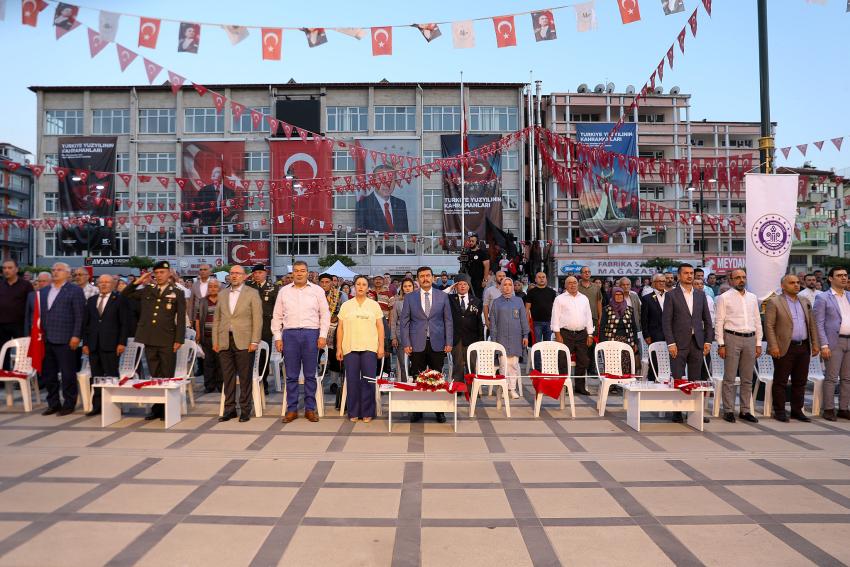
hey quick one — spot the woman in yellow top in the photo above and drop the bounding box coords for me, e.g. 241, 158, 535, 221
336, 275, 385, 422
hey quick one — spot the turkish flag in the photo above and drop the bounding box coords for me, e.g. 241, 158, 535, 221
261, 28, 282, 60
269, 140, 332, 234
617, 0, 641, 24
22, 0, 48, 27
138, 17, 160, 49
371, 26, 392, 55
116, 44, 137, 72
27, 293, 44, 373
492, 16, 516, 48
143, 58, 162, 84
87, 28, 108, 58
228, 241, 270, 266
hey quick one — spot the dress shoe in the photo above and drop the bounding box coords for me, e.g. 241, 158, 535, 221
218, 412, 237, 422
239, 414, 250, 423
790, 411, 811, 422
774, 413, 790, 423
85, 409, 101, 417
739, 412, 759, 423
57, 408, 74, 416
305, 410, 319, 423
672, 412, 684, 423
723, 412, 736, 423
823, 409, 837, 421
329, 383, 339, 395
435, 412, 447, 423
42, 406, 61, 416
575, 387, 591, 395
837, 409, 850, 420
282, 411, 298, 423
263, 384, 269, 396
409, 412, 422, 423
703, 416, 710, 424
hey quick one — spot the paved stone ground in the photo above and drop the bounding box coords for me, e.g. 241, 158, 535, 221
0, 383, 848, 567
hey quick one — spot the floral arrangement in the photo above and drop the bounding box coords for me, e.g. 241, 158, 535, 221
415, 369, 446, 391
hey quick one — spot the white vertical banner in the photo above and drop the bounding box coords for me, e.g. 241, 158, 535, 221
745, 173, 799, 300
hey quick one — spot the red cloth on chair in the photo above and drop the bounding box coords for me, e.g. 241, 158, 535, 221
0, 370, 27, 379
529, 369, 566, 400
601, 373, 640, 380
463, 373, 506, 401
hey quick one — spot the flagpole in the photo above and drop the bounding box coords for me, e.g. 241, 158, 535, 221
460, 72, 465, 244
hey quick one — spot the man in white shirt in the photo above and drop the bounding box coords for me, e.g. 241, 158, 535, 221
694, 278, 715, 324
551, 276, 594, 395
798, 273, 821, 305
715, 269, 762, 423
482, 271, 508, 326
73, 267, 98, 300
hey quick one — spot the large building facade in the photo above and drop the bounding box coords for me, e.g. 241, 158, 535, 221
0, 143, 34, 265
30, 81, 525, 275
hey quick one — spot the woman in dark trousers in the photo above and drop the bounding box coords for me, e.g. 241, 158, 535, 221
195, 279, 223, 393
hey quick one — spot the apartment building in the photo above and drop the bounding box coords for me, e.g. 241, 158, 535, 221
0, 143, 34, 265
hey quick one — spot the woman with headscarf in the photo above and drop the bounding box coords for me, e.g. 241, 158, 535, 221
599, 286, 640, 374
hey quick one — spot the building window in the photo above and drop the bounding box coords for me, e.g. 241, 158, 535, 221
136, 228, 176, 256
569, 113, 600, 122
640, 186, 664, 200
182, 239, 222, 256
45, 110, 83, 135
92, 109, 130, 134
332, 151, 356, 172
91, 231, 130, 256
469, 106, 518, 132
638, 151, 664, 160
333, 193, 356, 210
637, 114, 665, 123
116, 153, 130, 173
502, 150, 518, 171
232, 106, 270, 133
326, 107, 368, 132
731, 239, 745, 252
328, 231, 368, 256
423, 150, 441, 164
422, 231, 449, 255
374, 235, 415, 255
423, 106, 460, 131
138, 153, 176, 173
374, 106, 415, 131
245, 230, 269, 240
137, 191, 177, 211
276, 237, 320, 256
502, 189, 519, 211
43, 192, 58, 213
184, 107, 224, 134
138, 108, 176, 134
243, 151, 269, 172
43, 154, 58, 168
44, 232, 82, 257
116, 192, 130, 212
424, 188, 443, 210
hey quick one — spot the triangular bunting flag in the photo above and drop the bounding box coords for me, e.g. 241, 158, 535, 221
143, 58, 162, 84
212, 92, 226, 113
814, 140, 824, 151
667, 45, 674, 68
797, 144, 808, 156
702, 0, 712, 16
657, 60, 664, 82
677, 28, 686, 53
167, 71, 186, 94
192, 83, 208, 97
688, 9, 698, 37
780, 147, 791, 159
231, 102, 245, 121
832, 137, 844, 151
87, 28, 108, 58
116, 44, 137, 71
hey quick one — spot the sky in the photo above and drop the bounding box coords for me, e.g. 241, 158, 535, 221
1, 0, 848, 170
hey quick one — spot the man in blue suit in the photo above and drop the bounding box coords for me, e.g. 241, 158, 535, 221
39, 262, 86, 416
813, 266, 850, 421
400, 266, 453, 423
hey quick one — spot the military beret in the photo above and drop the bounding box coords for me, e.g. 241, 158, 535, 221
252, 263, 267, 273
153, 260, 170, 270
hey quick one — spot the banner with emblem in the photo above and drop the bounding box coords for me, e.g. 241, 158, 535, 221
180, 141, 246, 232
270, 140, 332, 235
745, 173, 799, 300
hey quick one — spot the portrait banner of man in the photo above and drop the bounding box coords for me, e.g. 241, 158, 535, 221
181, 141, 246, 233
661, 0, 686, 15
531, 10, 557, 42
354, 139, 420, 234
57, 136, 117, 218
414, 23, 442, 42
53, 3, 80, 38
302, 27, 328, 48
177, 22, 200, 53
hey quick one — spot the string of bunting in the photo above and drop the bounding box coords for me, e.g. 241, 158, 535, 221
778, 136, 847, 159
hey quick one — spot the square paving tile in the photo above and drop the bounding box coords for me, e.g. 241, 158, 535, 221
422, 488, 514, 519
230, 459, 316, 482
211, 417, 277, 432
628, 486, 742, 517
0, 521, 29, 542
423, 461, 500, 484
0, 521, 149, 567
153, 416, 214, 431
650, 435, 734, 453
0, 482, 97, 513
763, 458, 850, 480
789, 523, 850, 565
669, 524, 815, 567
25, 430, 115, 448
424, 420, 480, 434
500, 436, 571, 453
138, 523, 272, 567
102, 431, 187, 450
341, 436, 409, 454
790, 434, 850, 451
526, 487, 628, 518
182, 433, 259, 451
279, 418, 344, 433
557, 419, 622, 433
424, 436, 490, 454
81, 483, 197, 515
192, 486, 298, 517
683, 458, 784, 481
545, 526, 674, 567
0, 454, 61, 477
726, 484, 850, 515
279, 526, 395, 566
481, 406, 536, 419
0, 428, 46, 445
825, 484, 850, 499
42, 455, 145, 479
490, 420, 554, 434
600, 459, 690, 482
511, 460, 596, 483
136, 457, 231, 481
307, 488, 401, 518
726, 434, 808, 452
574, 436, 651, 453
261, 435, 334, 453
422, 527, 532, 567
326, 460, 405, 484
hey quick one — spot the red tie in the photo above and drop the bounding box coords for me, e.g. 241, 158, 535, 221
383, 202, 394, 231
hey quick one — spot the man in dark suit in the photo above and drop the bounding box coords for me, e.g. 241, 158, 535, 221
82, 274, 130, 416
449, 275, 483, 382
400, 266, 453, 423
196, 167, 238, 227
39, 262, 86, 416
662, 263, 714, 423
355, 185, 409, 233
122, 260, 186, 420
641, 273, 667, 381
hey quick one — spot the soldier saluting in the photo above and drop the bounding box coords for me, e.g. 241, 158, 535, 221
245, 263, 279, 394
122, 260, 186, 420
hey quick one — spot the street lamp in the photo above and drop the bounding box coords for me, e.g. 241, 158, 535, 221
687, 172, 716, 266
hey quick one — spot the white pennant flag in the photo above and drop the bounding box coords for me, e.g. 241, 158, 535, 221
98, 11, 120, 42
452, 20, 475, 48
575, 1, 598, 32
0, 0, 6, 21
335, 27, 365, 40
221, 24, 249, 45
745, 174, 799, 300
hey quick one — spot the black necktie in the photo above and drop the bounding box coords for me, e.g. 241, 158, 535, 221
460, 296, 466, 311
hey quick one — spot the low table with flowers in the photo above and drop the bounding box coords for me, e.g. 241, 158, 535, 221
93, 377, 187, 429
377, 370, 466, 432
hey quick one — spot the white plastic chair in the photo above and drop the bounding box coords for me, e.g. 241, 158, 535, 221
808, 354, 826, 415
0, 338, 39, 412
754, 342, 774, 416
706, 341, 756, 417
219, 341, 269, 417
77, 341, 145, 413
176, 340, 198, 414
648, 341, 672, 384
270, 350, 283, 392
282, 346, 329, 418
637, 332, 650, 380
528, 341, 573, 418
467, 341, 510, 418
340, 356, 385, 417
595, 340, 637, 416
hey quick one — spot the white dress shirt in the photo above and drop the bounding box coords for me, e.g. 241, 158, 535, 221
715, 288, 763, 346
271, 282, 331, 341
228, 284, 242, 313
833, 288, 850, 335
681, 285, 694, 315
550, 291, 594, 334
798, 287, 821, 305
457, 294, 469, 310
654, 290, 666, 310
705, 293, 716, 325
81, 282, 99, 300
420, 288, 433, 315
48, 282, 66, 310
199, 278, 209, 298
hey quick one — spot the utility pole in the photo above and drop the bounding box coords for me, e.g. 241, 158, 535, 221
757, 0, 773, 174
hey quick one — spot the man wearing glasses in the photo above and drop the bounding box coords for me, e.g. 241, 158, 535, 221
813, 267, 850, 421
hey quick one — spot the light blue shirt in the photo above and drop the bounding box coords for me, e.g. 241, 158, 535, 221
784, 293, 807, 342
47, 282, 66, 310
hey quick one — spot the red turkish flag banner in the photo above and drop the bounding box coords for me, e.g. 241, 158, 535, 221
656, 60, 664, 82
677, 28, 686, 53
119, 173, 132, 186
143, 58, 162, 84
371, 26, 392, 55
87, 28, 108, 58
156, 176, 170, 189
116, 44, 138, 72
780, 147, 791, 159
231, 102, 245, 121
167, 71, 186, 94
266, 116, 279, 135
667, 45, 675, 68
617, 0, 642, 24
193, 83, 208, 97
797, 144, 808, 157
228, 241, 270, 266
250, 110, 263, 130
492, 15, 517, 47
212, 92, 226, 113
261, 28, 282, 60
27, 293, 44, 373
138, 17, 161, 49
30, 165, 45, 178
702, 0, 712, 17
814, 140, 824, 151
270, 140, 332, 234
832, 137, 844, 151
688, 10, 698, 37
22, 0, 48, 27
